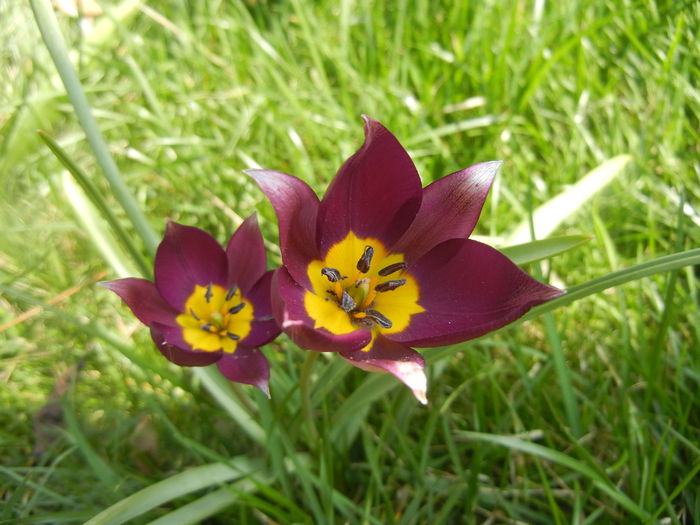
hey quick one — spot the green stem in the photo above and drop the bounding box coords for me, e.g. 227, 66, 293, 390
29, 0, 159, 255
300, 352, 320, 443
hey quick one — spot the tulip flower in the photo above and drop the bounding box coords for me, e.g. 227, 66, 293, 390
249, 116, 564, 404
101, 216, 279, 395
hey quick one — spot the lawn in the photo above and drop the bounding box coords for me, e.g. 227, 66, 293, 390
1, 0, 699, 523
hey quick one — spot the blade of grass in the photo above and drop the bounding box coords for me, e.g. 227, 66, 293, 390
30, 0, 159, 253
500, 235, 592, 265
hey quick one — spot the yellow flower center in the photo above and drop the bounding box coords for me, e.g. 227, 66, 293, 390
176, 283, 254, 353
304, 231, 425, 349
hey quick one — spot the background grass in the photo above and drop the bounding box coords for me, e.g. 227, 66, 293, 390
2, 0, 699, 522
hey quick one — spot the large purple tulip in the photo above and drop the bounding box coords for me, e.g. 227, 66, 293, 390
101, 215, 279, 395
250, 117, 564, 403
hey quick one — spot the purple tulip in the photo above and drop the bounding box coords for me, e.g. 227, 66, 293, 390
249, 116, 564, 404
100, 215, 280, 396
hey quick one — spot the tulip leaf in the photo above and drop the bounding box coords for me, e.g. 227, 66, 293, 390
506, 155, 631, 245
84, 460, 261, 525
500, 235, 592, 265
454, 431, 651, 520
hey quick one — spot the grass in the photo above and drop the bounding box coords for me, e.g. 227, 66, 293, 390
2, 0, 699, 522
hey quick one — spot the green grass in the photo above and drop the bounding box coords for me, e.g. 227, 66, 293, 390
2, 0, 699, 522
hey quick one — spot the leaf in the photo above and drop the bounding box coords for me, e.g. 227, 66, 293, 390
500, 235, 592, 264
506, 155, 631, 245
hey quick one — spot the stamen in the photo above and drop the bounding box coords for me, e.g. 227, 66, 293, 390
341, 291, 357, 312
204, 282, 213, 303
225, 284, 238, 301
201, 323, 213, 332
365, 309, 393, 329
189, 308, 200, 321
226, 332, 240, 341
378, 261, 407, 276
356, 245, 374, 273
353, 312, 367, 319
256, 315, 275, 322
321, 267, 342, 282
375, 279, 407, 292
228, 303, 245, 315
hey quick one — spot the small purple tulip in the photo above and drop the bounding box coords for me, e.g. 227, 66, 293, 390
101, 215, 280, 396
249, 117, 564, 404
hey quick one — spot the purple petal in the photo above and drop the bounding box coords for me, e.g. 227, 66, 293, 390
316, 116, 422, 252
340, 335, 427, 405
154, 222, 228, 310
100, 278, 178, 326
216, 346, 271, 397
150, 325, 222, 367
393, 161, 501, 261
392, 239, 565, 347
242, 270, 281, 347
226, 214, 267, 294
247, 169, 320, 289
273, 267, 371, 353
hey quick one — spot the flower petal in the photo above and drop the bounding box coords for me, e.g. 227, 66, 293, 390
216, 346, 271, 397
247, 169, 321, 289
392, 239, 565, 347
242, 270, 281, 347
154, 222, 228, 310
393, 161, 501, 261
316, 116, 422, 252
100, 278, 178, 326
273, 267, 371, 353
340, 335, 427, 405
150, 325, 222, 366
226, 214, 267, 294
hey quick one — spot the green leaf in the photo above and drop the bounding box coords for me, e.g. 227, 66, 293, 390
455, 431, 651, 520
500, 235, 592, 264
506, 155, 631, 245
84, 460, 262, 525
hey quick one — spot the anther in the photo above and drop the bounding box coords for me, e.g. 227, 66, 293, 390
201, 323, 213, 332
375, 279, 407, 292
204, 282, 213, 303
365, 309, 393, 329
341, 291, 357, 312
189, 308, 200, 320
378, 261, 407, 276
321, 267, 342, 282
226, 332, 240, 341
356, 246, 374, 273
225, 284, 238, 301
228, 303, 245, 315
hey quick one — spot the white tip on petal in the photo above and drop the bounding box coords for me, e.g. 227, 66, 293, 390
393, 361, 428, 405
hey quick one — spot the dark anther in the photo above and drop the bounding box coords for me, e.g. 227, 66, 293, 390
365, 309, 393, 329
321, 267, 342, 282
205, 282, 213, 303
201, 323, 213, 332
225, 284, 238, 301
226, 332, 241, 341
228, 303, 245, 315
256, 315, 275, 322
375, 279, 407, 292
378, 261, 407, 276
341, 291, 357, 312
357, 245, 374, 273
189, 308, 200, 320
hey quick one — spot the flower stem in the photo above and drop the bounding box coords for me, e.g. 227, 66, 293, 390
300, 351, 319, 443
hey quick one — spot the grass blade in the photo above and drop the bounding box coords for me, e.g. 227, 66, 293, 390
500, 235, 592, 264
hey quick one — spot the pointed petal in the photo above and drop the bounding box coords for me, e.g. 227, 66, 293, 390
226, 214, 266, 294
393, 161, 501, 261
216, 346, 271, 397
154, 222, 227, 310
393, 239, 565, 347
100, 278, 178, 326
341, 335, 427, 404
316, 116, 422, 252
150, 325, 221, 366
247, 169, 320, 288
243, 270, 281, 347
273, 267, 371, 353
